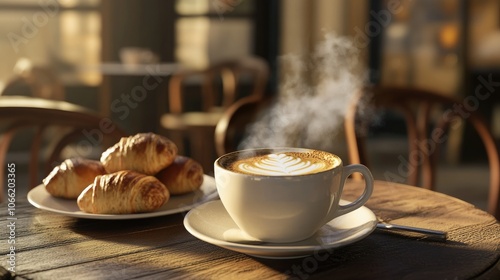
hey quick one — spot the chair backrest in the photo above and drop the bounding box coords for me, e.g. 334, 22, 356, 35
344, 85, 500, 219
0, 96, 126, 201
167, 56, 269, 114
1, 64, 65, 101
214, 95, 273, 157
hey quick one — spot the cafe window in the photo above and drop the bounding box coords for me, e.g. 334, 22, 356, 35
376, 0, 464, 95
174, 0, 255, 69
374, 0, 500, 95
0, 0, 101, 89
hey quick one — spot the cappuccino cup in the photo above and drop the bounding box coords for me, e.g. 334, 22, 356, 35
214, 148, 374, 243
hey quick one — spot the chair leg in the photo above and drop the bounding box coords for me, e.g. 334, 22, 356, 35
29, 126, 46, 190
469, 115, 500, 219
0, 129, 19, 202
188, 127, 216, 175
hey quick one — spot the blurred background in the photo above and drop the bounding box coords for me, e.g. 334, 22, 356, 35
1, 0, 499, 136
1, 0, 500, 210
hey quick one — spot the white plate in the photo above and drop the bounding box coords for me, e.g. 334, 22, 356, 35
28, 175, 218, 220
183, 199, 377, 259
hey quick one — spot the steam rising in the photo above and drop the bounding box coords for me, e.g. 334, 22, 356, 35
240, 33, 367, 151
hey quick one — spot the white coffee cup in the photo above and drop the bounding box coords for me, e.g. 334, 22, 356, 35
214, 147, 374, 243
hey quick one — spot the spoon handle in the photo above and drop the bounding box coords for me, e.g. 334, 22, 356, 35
376, 223, 447, 241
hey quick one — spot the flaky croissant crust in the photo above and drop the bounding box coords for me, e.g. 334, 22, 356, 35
43, 157, 106, 199
156, 156, 204, 195
100, 133, 177, 175
77, 170, 170, 214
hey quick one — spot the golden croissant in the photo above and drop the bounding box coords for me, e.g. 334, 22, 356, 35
156, 156, 204, 195
100, 133, 177, 175
77, 171, 170, 214
43, 157, 106, 199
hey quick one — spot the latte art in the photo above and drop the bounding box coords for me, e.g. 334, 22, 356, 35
231, 153, 333, 176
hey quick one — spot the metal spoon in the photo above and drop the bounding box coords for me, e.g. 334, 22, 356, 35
223, 223, 448, 245
376, 222, 448, 241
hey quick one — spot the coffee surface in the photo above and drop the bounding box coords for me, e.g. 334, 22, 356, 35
228, 151, 338, 176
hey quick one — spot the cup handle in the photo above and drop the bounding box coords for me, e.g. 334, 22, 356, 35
330, 164, 374, 220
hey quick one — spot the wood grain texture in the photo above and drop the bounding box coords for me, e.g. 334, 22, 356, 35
1, 180, 499, 279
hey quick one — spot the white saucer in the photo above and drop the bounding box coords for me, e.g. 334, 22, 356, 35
183, 199, 377, 259
28, 175, 218, 220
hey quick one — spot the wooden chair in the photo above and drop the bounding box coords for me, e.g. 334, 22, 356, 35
0, 96, 126, 201
159, 56, 269, 172
344, 85, 500, 219
214, 95, 273, 157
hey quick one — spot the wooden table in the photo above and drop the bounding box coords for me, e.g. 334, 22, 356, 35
2, 180, 499, 279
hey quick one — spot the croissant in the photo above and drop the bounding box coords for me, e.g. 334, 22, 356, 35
155, 156, 204, 195
77, 170, 170, 214
43, 158, 106, 199
100, 133, 177, 175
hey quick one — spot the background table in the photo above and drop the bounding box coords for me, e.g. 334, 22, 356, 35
78, 63, 182, 134
1, 180, 499, 279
